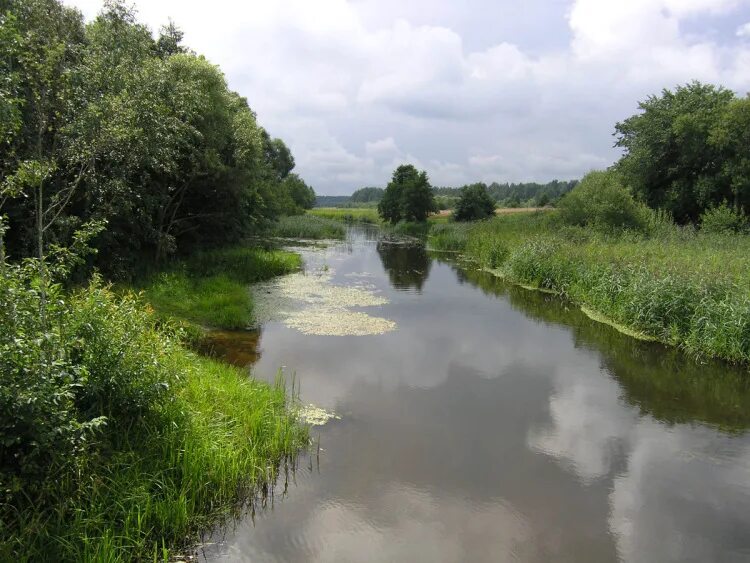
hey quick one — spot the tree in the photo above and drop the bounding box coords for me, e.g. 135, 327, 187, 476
614, 82, 735, 223
710, 96, 750, 215
350, 187, 384, 203
453, 183, 495, 221
558, 170, 650, 231
283, 173, 316, 212
378, 164, 435, 224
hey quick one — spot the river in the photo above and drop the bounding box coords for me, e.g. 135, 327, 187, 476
201, 225, 750, 563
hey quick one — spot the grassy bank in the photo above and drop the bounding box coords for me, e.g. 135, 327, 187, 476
310, 207, 380, 224
429, 212, 750, 364
270, 215, 346, 240
141, 246, 301, 329
0, 265, 307, 561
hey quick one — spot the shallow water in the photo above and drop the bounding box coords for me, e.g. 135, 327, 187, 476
201, 226, 750, 563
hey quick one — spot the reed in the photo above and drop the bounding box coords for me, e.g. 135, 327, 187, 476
270, 215, 346, 239
429, 212, 750, 364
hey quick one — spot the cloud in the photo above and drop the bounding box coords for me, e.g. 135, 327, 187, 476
63, 0, 750, 194
739, 22, 750, 36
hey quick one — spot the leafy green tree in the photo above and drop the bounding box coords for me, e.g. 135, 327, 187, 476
350, 187, 384, 203
558, 170, 650, 231
453, 183, 495, 221
0, 0, 310, 277
615, 82, 735, 223
700, 202, 749, 234
288, 174, 316, 210
155, 20, 186, 58
710, 96, 750, 214
378, 164, 435, 223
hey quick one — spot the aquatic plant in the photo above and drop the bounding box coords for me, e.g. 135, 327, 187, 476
429, 212, 750, 363
252, 268, 396, 336
309, 207, 381, 224
270, 215, 346, 240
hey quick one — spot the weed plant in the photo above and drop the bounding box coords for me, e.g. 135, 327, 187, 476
0, 262, 307, 561
429, 211, 750, 363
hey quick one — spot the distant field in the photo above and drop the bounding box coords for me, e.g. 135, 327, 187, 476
309, 207, 380, 223
436, 207, 549, 218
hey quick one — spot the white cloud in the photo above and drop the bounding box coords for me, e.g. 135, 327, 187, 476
63, 0, 750, 193
738, 21, 750, 36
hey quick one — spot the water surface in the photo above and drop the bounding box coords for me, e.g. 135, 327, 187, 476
202, 226, 750, 563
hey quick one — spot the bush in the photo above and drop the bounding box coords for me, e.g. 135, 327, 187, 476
558, 170, 650, 231
0, 260, 306, 560
0, 263, 176, 502
453, 183, 496, 222
700, 202, 749, 234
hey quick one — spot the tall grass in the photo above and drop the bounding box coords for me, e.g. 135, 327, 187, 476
309, 207, 380, 224
429, 212, 750, 363
270, 215, 346, 239
0, 268, 307, 561
141, 246, 301, 329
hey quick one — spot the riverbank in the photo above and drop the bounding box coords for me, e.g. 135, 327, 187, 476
139, 245, 302, 330
428, 212, 750, 364
1, 247, 308, 561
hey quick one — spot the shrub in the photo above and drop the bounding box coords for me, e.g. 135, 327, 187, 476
558, 170, 650, 231
0, 263, 176, 501
700, 202, 749, 234
0, 260, 306, 560
453, 183, 496, 222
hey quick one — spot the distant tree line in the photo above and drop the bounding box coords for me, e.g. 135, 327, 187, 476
433, 180, 577, 207
0, 0, 314, 278
321, 179, 575, 209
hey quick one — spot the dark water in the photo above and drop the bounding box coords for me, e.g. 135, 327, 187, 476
202, 226, 750, 563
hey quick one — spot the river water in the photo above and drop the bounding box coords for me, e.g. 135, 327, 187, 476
202, 226, 750, 563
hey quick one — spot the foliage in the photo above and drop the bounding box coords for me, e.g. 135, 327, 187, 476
453, 183, 496, 221
141, 246, 301, 329
310, 207, 380, 224
429, 212, 750, 364
350, 186, 384, 203
0, 0, 312, 278
378, 164, 436, 224
270, 215, 346, 239
557, 170, 651, 231
433, 179, 577, 207
0, 255, 305, 560
700, 202, 750, 235
282, 173, 316, 212
615, 81, 742, 223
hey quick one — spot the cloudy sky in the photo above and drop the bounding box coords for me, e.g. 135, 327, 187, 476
64, 0, 750, 194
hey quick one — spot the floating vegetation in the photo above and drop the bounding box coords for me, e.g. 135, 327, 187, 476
251, 268, 396, 336
297, 404, 341, 426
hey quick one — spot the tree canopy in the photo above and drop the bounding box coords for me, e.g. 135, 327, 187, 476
0, 0, 313, 277
614, 81, 747, 223
378, 165, 435, 224
453, 183, 496, 221
350, 187, 384, 203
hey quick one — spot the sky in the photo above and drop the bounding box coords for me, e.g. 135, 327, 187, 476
63, 0, 750, 195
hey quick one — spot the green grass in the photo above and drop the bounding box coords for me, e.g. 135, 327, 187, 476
4, 347, 306, 562
429, 212, 750, 364
270, 214, 346, 239
309, 207, 381, 224
140, 246, 301, 329
1, 274, 308, 561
